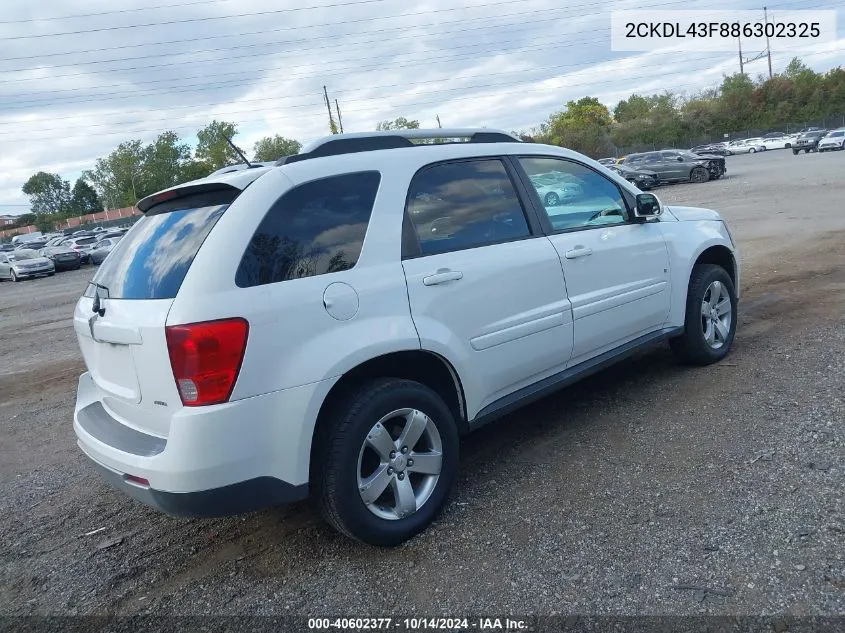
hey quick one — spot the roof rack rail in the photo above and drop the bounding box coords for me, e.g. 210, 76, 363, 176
276, 128, 522, 165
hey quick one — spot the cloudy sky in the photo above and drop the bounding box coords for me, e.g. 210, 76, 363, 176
0, 0, 842, 214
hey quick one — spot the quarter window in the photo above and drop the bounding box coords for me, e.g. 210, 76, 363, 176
404, 159, 530, 256
235, 171, 380, 287
519, 157, 629, 232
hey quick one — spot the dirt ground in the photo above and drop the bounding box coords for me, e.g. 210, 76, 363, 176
1, 149, 843, 617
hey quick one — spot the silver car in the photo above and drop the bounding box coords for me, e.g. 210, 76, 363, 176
0, 249, 55, 281
87, 236, 123, 265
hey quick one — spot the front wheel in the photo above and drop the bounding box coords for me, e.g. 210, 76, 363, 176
690, 166, 709, 183
315, 378, 459, 546
670, 264, 737, 365
11, 269, 19, 282
749, 147, 756, 153
544, 192, 560, 207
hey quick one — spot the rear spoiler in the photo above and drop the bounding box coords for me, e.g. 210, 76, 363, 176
136, 166, 274, 213
136, 183, 242, 213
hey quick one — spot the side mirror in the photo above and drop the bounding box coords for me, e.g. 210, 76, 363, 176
634, 193, 662, 219
676, 156, 684, 162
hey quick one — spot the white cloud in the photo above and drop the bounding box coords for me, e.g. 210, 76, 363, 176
0, 0, 842, 212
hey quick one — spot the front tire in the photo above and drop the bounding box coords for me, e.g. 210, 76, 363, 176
11, 270, 19, 282
690, 166, 709, 183
670, 264, 737, 365
749, 147, 756, 153
315, 378, 459, 547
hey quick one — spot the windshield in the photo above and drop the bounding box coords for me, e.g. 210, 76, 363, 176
828, 131, 844, 137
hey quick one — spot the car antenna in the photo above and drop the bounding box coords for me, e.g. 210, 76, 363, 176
223, 135, 253, 168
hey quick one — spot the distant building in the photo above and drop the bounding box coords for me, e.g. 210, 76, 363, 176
0, 214, 18, 226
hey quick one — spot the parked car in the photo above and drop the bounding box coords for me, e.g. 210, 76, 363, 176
605, 163, 660, 190
817, 129, 845, 152
11, 232, 43, 245
86, 236, 122, 264
725, 139, 765, 154
17, 240, 47, 250
39, 246, 82, 271
93, 230, 126, 243
528, 171, 584, 206
758, 136, 793, 150
0, 243, 16, 252
63, 236, 98, 251
622, 150, 725, 183
793, 130, 828, 154
0, 249, 55, 281
71, 128, 740, 546
690, 143, 729, 156
596, 158, 617, 166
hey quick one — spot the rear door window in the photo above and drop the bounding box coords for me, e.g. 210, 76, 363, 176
404, 159, 530, 257
235, 171, 380, 288
88, 189, 238, 299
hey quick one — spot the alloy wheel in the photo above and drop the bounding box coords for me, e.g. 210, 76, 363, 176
701, 280, 732, 349
357, 408, 443, 521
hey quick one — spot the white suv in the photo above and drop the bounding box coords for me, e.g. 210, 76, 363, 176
818, 129, 845, 152
72, 129, 740, 546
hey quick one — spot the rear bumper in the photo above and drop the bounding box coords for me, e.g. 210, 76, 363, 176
83, 452, 306, 517
53, 260, 81, 270
74, 372, 334, 516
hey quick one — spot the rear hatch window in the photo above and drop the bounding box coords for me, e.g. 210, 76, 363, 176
86, 189, 237, 300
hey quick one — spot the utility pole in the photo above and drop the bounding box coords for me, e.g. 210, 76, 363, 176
763, 6, 773, 79
323, 85, 337, 134
738, 36, 744, 75
335, 99, 344, 133
436, 115, 442, 128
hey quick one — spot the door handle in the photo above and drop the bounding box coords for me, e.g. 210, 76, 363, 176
423, 269, 464, 286
564, 246, 593, 259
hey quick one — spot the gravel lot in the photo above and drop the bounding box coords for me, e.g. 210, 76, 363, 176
1, 149, 843, 617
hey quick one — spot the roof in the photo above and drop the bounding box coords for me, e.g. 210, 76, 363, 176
136, 128, 536, 212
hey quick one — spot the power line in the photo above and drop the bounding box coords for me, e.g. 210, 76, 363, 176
6, 18, 837, 112
0, 56, 653, 127
1, 0, 824, 98
4, 51, 831, 142
1, 9, 568, 79
0, 52, 733, 132
0, 8, 520, 63
0, 0, 533, 41
6, 0, 816, 72
0, 0, 231, 24
4, 31, 581, 98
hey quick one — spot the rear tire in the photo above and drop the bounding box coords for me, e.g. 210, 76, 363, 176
749, 148, 756, 153
670, 264, 737, 366
315, 378, 459, 547
792, 149, 799, 155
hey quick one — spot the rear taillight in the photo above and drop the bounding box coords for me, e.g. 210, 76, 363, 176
165, 318, 249, 407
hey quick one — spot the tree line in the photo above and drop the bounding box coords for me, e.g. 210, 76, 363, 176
532, 59, 845, 157
18, 121, 301, 231
17, 57, 844, 231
